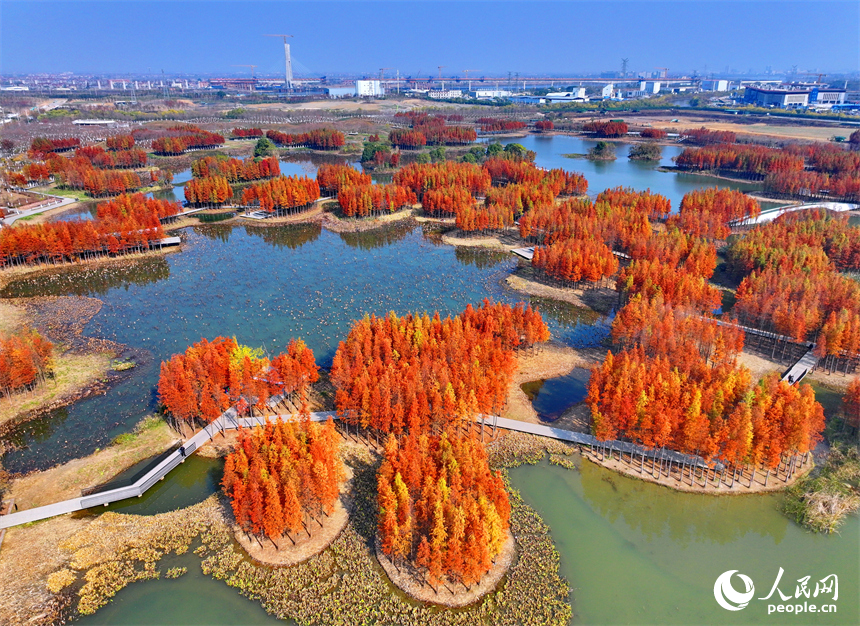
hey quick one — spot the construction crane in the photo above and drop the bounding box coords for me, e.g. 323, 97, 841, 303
379, 68, 394, 80
232, 64, 257, 78
463, 70, 479, 92
263, 34, 294, 89
437, 66, 446, 81
799, 72, 827, 84
655, 67, 669, 78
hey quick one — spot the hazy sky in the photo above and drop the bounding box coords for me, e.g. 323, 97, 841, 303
2, 1, 858, 77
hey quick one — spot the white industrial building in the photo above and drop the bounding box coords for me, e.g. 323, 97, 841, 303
701, 79, 730, 92
356, 80, 385, 98
812, 88, 846, 106
644, 81, 661, 94
545, 88, 588, 103
474, 89, 512, 100
428, 89, 463, 99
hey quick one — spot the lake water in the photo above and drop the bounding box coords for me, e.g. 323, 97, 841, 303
3, 135, 856, 626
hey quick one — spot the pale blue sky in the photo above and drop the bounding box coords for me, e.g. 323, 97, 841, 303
2, 1, 857, 76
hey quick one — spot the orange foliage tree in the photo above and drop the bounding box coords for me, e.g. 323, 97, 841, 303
377, 432, 510, 588
330, 301, 549, 436
0, 328, 54, 398
222, 416, 344, 547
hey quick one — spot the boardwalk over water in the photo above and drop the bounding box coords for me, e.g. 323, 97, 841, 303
0, 407, 715, 530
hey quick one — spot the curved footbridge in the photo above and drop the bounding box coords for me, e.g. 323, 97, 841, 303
0, 408, 713, 530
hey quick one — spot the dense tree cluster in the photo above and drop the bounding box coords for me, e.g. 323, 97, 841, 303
598, 288, 825, 468
763, 170, 860, 203
726, 210, 860, 360
482, 158, 586, 197
240, 175, 320, 215
675, 144, 805, 178
617, 258, 722, 310
534, 120, 554, 132
485, 183, 555, 214
532, 238, 618, 287
316, 164, 371, 196
395, 113, 477, 145
388, 129, 427, 149
455, 202, 516, 234
477, 118, 527, 133
50, 157, 144, 197
681, 127, 737, 145
0, 328, 53, 398
628, 229, 717, 279
518, 193, 654, 248
0, 193, 180, 267
377, 432, 510, 588
22, 163, 51, 183
158, 336, 319, 427
639, 128, 667, 139
595, 187, 672, 221
330, 301, 550, 435
588, 346, 823, 467
265, 128, 346, 150
29, 137, 80, 156
421, 185, 475, 217
184, 176, 234, 206
232, 128, 264, 139
582, 121, 628, 137
151, 125, 225, 155
191, 155, 280, 182
394, 162, 491, 197
106, 135, 135, 150
337, 184, 417, 217
667, 188, 760, 239
74, 146, 148, 169
222, 416, 344, 547
726, 208, 860, 275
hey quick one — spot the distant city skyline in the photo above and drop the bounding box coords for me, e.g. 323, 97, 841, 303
2, 1, 858, 77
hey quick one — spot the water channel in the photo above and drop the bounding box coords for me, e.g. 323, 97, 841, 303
2, 135, 856, 625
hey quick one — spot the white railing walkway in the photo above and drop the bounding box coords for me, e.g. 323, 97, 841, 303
0, 406, 716, 529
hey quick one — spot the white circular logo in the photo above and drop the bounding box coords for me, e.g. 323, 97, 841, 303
714, 570, 756, 611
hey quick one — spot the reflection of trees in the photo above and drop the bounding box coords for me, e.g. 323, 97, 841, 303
577, 458, 788, 545
243, 223, 321, 250
338, 221, 415, 251
528, 296, 601, 328
0, 257, 171, 298
454, 247, 510, 269
193, 224, 233, 243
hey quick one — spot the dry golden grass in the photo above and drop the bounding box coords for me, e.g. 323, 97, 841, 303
0, 301, 26, 334
0, 515, 91, 625
0, 351, 112, 430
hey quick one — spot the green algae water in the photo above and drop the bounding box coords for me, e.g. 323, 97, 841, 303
75, 551, 284, 625
510, 458, 859, 625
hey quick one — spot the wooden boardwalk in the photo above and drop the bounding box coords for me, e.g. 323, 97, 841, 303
0, 408, 711, 530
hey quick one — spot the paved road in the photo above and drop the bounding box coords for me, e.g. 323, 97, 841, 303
2, 194, 78, 226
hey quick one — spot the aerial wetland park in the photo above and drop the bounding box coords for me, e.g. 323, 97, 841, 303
0, 4, 859, 626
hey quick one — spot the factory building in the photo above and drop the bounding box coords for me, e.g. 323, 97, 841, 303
701, 79, 730, 92
355, 80, 384, 97
545, 88, 587, 103
743, 86, 810, 108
